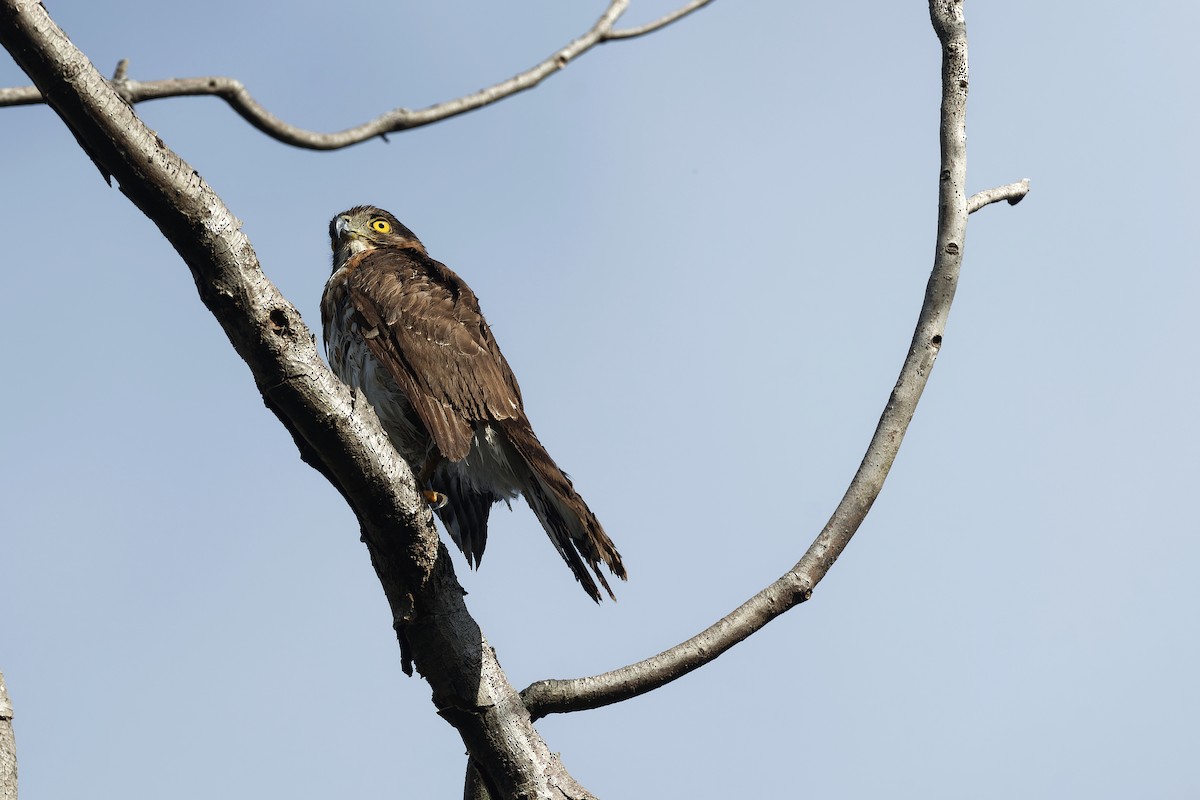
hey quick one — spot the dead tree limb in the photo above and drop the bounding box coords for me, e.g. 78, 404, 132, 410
521, 0, 1028, 720
0, 0, 712, 150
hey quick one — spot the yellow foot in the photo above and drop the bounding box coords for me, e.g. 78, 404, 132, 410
423, 489, 448, 509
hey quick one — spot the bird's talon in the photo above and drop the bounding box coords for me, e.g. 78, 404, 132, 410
423, 489, 448, 509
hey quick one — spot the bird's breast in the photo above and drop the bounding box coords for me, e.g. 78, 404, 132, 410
325, 304, 432, 465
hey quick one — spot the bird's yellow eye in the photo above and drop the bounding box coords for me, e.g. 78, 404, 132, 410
370, 219, 392, 234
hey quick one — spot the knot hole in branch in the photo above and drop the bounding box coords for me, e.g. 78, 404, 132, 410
268, 308, 293, 337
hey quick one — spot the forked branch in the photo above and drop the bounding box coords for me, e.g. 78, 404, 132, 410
607, 0, 716, 39
0, 0, 712, 150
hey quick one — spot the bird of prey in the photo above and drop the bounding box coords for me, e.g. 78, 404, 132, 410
321, 206, 626, 601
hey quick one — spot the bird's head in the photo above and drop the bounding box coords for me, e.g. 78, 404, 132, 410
329, 205, 426, 270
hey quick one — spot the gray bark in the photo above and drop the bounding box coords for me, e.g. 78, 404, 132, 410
0, 673, 15, 800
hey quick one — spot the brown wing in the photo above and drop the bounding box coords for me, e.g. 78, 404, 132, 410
344, 247, 524, 461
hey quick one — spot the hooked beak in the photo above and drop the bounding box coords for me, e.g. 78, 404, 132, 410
330, 214, 370, 269
331, 215, 359, 253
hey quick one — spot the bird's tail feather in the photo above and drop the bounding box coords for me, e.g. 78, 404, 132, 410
435, 471, 497, 569
499, 420, 626, 602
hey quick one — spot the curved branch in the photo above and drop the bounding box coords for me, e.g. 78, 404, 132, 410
0, 2, 595, 797
522, 0, 981, 720
0, 0, 714, 150
968, 179, 1030, 213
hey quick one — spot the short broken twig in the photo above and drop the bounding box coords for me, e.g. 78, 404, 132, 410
968, 179, 1030, 213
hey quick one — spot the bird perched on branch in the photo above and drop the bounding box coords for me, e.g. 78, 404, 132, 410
321, 206, 626, 601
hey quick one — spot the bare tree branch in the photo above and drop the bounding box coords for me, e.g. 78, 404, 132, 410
607, 0, 716, 39
0, 673, 14, 800
0, 0, 712, 150
0, 2, 597, 796
0, 84, 40, 105
969, 179, 1030, 213
522, 0, 993, 720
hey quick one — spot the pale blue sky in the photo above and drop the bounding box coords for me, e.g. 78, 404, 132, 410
2, 2, 1198, 797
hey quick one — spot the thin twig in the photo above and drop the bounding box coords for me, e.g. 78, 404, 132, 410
521, 0, 992, 720
968, 178, 1030, 213
0, 0, 714, 150
0, 84, 42, 105
607, 0, 715, 39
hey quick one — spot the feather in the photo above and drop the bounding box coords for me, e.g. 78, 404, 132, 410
499, 419, 626, 602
